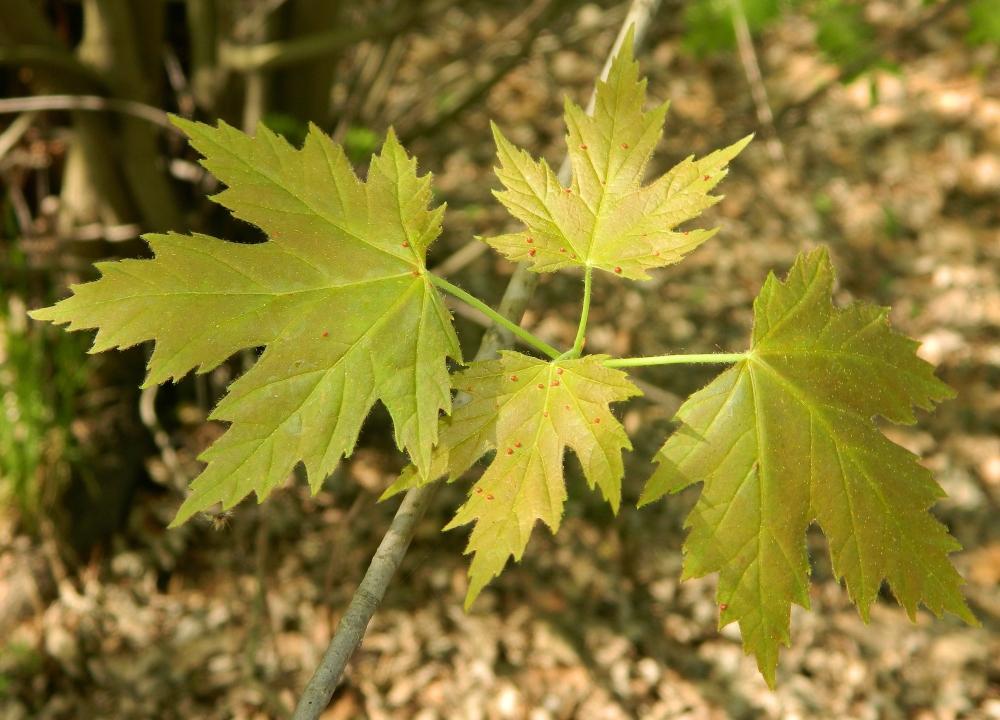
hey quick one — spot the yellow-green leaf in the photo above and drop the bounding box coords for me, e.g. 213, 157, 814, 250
409, 352, 639, 608
31, 121, 461, 525
483, 28, 751, 280
640, 247, 975, 688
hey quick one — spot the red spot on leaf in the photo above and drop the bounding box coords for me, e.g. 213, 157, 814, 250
653, 251, 660, 257
720, 603, 728, 611
556, 368, 563, 375
467, 386, 473, 392
594, 417, 601, 423
509, 375, 517, 381
564, 188, 571, 194
412, 269, 419, 276
614, 267, 622, 274
703, 175, 711, 181
684, 231, 690, 236
550, 380, 559, 387
622, 143, 628, 149
580, 144, 587, 150
506, 448, 513, 455
538, 383, 544, 389
569, 253, 576, 259
565, 405, 570, 410
514, 441, 521, 448
476, 487, 483, 493
559, 247, 565, 252
526, 237, 533, 243
528, 248, 536, 256
543, 411, 548, 417
486, 494, 493, 500
402, 241, 409, 247
322, 331, 329, 337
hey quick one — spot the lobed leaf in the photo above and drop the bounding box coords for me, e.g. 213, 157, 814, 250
640, 247, 975, 688
31, 121, 461, 525
482, 28, 751, 280
388, 352, 640, 607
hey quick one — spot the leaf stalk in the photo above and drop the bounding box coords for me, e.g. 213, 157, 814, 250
429, 274, 562, 360
566, 265, 593, 360
604, 352, 747, 367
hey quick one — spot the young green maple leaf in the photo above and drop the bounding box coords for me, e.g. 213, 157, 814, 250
483, 28, 751, 280
388, 352, 640, 607
640, 247, 975, 688
30, 120, 461, 525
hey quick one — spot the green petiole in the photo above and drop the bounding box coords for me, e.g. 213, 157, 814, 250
565, 265, 593, 360
604, 353, 747, 368
429, 274, 562, 360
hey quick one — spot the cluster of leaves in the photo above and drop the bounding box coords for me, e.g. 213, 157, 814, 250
683, 0, 999, 71
31, 31, 975, 687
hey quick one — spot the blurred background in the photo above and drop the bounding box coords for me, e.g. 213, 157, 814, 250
1, 0, 1000, 718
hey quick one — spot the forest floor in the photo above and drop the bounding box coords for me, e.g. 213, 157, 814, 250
2, 2, 1000, 719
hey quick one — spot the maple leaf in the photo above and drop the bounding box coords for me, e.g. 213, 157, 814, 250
31, 121, 461, 525
482, 28, 752, 280
640, 247, 975, 688
388, 352, 640, 607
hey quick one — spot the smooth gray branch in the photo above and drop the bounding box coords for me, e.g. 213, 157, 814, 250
0, 95, 178, 132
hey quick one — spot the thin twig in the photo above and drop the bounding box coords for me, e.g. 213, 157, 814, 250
3, 169, 34, 236
0, 112, 38, 164
138, 385, 190, 494
220, 0, 436, 72
290, 3, 662, 718
0, 95, 179, 132
429, 239, 489, 277
728, 0, 785, 164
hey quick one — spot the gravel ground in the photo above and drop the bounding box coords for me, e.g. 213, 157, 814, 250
2, 1, 1000, 718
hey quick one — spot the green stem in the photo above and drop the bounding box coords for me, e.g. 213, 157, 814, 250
566, 265, 593, 359
604, 352, 747, 368
430, 274, 562, 360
